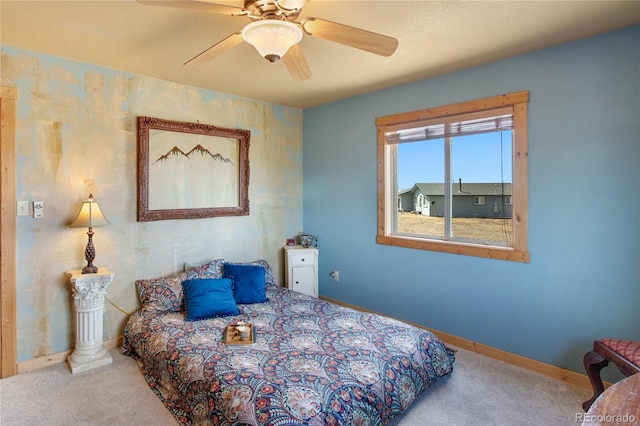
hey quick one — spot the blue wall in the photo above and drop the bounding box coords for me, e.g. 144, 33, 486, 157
303, 25, 639, 375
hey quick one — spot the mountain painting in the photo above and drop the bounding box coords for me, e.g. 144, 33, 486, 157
152, 144, 234, 166
148, 129, 239, 211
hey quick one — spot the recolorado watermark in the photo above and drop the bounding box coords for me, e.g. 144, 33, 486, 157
575, 413, 637, 423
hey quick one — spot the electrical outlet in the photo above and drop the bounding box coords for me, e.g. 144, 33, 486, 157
17, 201, 29, 216
330, 270, 340, 281
33, 201, 44, 218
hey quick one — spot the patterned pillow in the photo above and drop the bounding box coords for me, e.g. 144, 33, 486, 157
186, 258, 226, 280
136, 259, 225, 313
136, 271, 188, 313
224, 259, 275, 288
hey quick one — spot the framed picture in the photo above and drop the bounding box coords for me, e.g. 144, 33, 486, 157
137, 116, 250, 221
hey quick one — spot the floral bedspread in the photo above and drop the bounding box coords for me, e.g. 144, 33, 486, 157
123, 286, 455, 425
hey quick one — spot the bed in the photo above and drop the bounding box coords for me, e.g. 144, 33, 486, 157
123, 259, 455, 425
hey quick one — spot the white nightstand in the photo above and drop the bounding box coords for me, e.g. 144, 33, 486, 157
284, 245, 318, 297
65, 268, 114, 374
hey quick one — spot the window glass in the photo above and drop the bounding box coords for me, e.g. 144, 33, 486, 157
376, 92, 529, 262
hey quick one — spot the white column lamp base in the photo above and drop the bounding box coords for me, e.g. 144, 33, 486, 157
65, 268, 115, 374
67, 350, 112, 374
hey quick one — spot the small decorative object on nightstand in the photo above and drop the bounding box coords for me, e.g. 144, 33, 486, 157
284, 245, 318, 297
297, 233, 317, 248
65, 268, 114, 374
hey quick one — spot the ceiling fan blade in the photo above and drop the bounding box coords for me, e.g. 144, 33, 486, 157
137, 0, 247, 16
184, 31, 244, 66
282, 44, 312, 81
301, 17, 398, 57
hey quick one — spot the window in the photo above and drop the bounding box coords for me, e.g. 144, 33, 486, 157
473, 196, 485, 206
376, 91, 529, 262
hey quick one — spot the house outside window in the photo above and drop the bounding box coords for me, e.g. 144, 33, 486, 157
376, 91, 530, 262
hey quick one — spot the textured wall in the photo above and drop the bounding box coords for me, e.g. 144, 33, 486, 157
303, 25, 639, 376
1, 46, 303, 362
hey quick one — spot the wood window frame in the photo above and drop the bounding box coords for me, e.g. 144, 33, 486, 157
376, 91, 530, 263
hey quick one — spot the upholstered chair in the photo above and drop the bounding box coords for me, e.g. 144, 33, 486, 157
582, 338, 640, 411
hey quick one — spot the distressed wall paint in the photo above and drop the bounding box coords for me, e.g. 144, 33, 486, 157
1, 46, 303, 362
303, 25, 639, 378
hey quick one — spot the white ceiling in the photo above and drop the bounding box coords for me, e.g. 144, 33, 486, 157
1, 0, 639, 109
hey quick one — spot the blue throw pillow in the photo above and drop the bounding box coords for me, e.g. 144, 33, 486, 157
182, 278, 240, 321
223, 263, 268, 304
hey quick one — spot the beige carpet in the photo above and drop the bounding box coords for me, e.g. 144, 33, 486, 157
0, 346, 591, 425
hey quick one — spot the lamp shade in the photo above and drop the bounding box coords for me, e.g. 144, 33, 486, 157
242, 20, 303, 62
69, 194, 109, 228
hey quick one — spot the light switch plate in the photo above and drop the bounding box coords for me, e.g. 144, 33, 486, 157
33, 201, 44, 218
17, 201, 29, 216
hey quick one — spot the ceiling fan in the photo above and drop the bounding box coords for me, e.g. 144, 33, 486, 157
138, 0, 399, 81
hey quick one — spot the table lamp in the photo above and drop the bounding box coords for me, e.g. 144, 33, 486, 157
69, 193, 109, 274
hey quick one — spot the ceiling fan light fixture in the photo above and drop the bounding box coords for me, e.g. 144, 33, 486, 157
242, 20, 303, 62
275, 0, 309, 12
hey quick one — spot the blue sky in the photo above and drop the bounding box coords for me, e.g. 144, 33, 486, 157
397, 131, 513, 190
